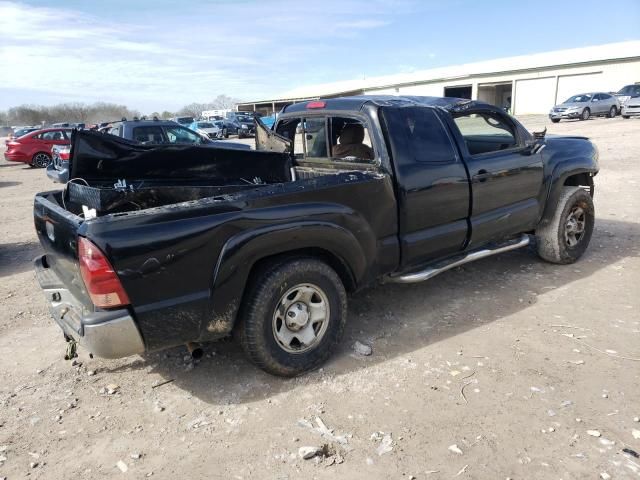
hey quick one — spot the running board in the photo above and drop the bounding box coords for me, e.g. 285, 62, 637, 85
388, 234, 530, 284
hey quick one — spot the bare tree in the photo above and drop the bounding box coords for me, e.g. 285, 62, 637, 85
1, 102, 141, 126
177, 103, 209, 118
175, 95, 242, 118
211, 94, 240, 109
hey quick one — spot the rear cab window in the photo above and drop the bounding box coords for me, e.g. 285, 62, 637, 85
275, 115, 376, 168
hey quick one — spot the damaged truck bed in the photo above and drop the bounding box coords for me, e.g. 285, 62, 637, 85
34, 96, 598, 376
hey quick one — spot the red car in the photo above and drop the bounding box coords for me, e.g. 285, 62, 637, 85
4, 128, 72, 168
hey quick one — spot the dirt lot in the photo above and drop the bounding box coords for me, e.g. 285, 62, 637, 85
1, 117, 639, 480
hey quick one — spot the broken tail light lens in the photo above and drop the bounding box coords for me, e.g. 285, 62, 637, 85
78, 237, 130, 308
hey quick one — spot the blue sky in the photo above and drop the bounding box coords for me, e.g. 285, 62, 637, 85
0, 0, 638, 112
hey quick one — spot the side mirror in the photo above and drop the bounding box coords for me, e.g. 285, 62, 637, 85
522, 128, 546, 155
522, 138, 544, 155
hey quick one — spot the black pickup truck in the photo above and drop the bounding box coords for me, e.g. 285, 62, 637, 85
33, 96, 598, 376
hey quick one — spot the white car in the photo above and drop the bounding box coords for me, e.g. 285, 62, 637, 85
621, 96, 640, 118
189, 121, 223, 139
615, 84, 640, 110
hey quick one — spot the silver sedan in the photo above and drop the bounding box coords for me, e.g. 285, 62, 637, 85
549, 92, 620, 122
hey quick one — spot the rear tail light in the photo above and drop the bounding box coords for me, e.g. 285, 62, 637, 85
78, 237, 130, 308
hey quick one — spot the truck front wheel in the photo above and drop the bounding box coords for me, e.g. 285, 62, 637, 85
237, 258, 347, 376
535, 186, 594, 264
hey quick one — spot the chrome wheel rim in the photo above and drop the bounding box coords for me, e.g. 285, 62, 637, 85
582, 109, 589, 120
564, 206, 586, 247
272, 283, 330, 354
610, 107, 616, 118
33, 153, 50, 168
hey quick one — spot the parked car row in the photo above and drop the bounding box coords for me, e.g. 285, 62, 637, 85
3, 116, 252, 170
549, 84, 640, 123
45, 119, 250, 182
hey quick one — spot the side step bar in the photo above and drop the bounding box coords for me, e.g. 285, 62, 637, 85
388, 234, 530, 284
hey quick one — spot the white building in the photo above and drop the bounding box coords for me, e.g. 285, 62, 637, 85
238, 41, 640, 115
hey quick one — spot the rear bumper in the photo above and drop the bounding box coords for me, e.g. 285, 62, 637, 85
46, 163, 69, 183
4, 152, 29, 163
34, 254, 145, 359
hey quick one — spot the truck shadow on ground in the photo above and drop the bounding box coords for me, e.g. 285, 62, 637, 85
106, 218, 638, 405
0, 241, 43, 278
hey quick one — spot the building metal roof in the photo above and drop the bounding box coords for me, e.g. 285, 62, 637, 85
238, 41, 640, 106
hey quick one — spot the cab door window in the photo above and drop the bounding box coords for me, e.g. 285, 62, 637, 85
453, 112, 517, 155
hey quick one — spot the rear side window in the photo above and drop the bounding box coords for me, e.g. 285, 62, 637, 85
133, 126, 164, 143
380, 107, 457, 164
37, 130, 66, 141
164, 126, 202, 144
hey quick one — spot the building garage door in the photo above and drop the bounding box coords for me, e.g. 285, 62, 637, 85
556, 73, 603, 104
514, 77, 556, 114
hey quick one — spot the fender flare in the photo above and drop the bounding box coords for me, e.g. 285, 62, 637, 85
539, 163, 595, 226
198, 221, 369, 340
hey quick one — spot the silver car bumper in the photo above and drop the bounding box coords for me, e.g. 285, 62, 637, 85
34, 255, 145, 359
621, 106, 640, 116
549, 111, 581, 119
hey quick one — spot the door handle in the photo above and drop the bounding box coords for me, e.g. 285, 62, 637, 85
475, 169, 491, 182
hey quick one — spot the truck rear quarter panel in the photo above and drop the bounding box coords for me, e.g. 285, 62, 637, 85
84, 171, 398, 351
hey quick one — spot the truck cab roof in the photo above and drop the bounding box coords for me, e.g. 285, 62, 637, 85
280, 95, 494, 115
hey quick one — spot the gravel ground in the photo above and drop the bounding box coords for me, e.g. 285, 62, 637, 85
0, 117, 639, 479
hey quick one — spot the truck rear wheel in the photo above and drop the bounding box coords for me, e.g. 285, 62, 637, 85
237, 258, 347, 376
535, 186, 594, 264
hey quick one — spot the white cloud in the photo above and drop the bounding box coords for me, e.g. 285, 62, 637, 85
0, 0, 400, 111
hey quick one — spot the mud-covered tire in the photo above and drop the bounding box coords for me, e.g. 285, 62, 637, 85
237, 258, 347, 377
535, 186, 594, 264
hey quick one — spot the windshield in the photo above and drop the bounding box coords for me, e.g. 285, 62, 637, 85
617, 85, 640, 96
236, 115, 253, 123
176, 117, 194, 124
196, 122, 214, 128
564, 94, 592, 103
